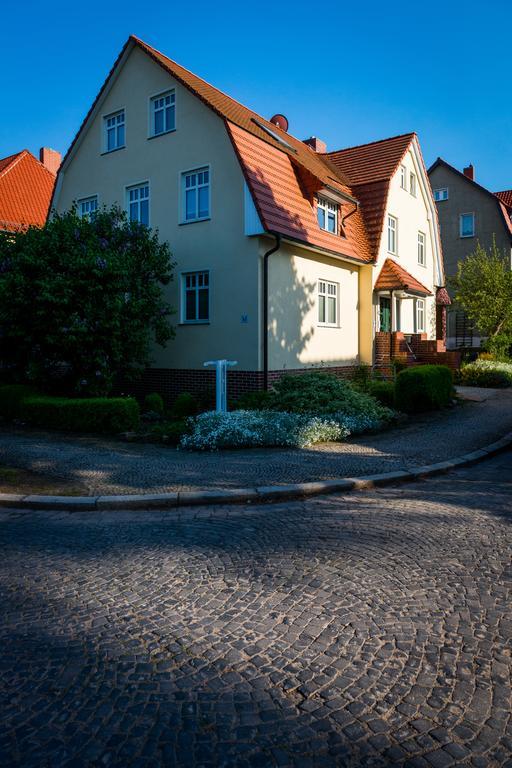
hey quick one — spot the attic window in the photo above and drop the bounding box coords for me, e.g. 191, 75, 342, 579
317, 197, 338, 234
252, 119, 295, 151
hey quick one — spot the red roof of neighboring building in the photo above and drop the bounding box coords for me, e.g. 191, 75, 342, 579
495, 189, 512, 210
374, 258, 431, 295
0, 150, 56, 232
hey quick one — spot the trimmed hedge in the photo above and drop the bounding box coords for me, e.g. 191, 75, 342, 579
395, 365, 453, 413
0, 384, 35, 421
22, 396, 140, 433
368, 380, 395, 408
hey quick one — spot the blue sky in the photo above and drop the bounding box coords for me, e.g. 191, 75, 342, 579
2, 0, 511, 190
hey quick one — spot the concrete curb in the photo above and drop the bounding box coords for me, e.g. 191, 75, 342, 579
3, 431, 512, 512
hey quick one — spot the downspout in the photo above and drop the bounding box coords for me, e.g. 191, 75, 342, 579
263, 232, 281, 391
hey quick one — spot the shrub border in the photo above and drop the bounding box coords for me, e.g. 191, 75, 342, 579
1, 431, 511, 511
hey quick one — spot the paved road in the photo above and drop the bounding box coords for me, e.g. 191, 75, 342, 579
1, 451, 512, 767
1, 389, 512, 494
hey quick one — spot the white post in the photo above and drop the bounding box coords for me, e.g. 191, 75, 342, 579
203, 359, 238, 412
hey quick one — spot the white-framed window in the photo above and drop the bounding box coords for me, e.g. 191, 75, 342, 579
410, 172, 417, 196
182, 271, 209, 323
318, 280, 338, 326
182, 167, 210, 222
400, 165, 407, 189
104, 110, 125, 152
387, 215, 397, 254
434, 187, 448, 202
416, 298, 425, 332
78, 196, 98, 220
127, 183, 149, 226
317, 198, 338, 234
417, 231, 426, 266
150, 90, 176, 136
460, 212, 475, 238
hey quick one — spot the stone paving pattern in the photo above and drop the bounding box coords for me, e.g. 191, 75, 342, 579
0, 389, 511, 495
1, 449, 512, 766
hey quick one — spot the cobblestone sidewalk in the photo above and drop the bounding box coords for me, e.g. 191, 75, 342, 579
0, 388, 511, 495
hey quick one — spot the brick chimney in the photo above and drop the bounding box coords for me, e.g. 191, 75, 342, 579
463, 163, 474, 181
303, 136, 327, 154
39, 147, 61, 175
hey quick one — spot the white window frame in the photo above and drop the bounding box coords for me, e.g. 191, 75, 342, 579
416, 298, 426, 333
410, 172, 417, 197
400, 165, 407, 189
181, 270, 210, 324
460, 212, 475, 238
317, 279, 339, 327
126, 181, 150, 226
387, 215, 398, 255
103, 109, 125, 153
317, 197, 339, 234
417, 231, 426, 266
77, 195, 98, 220
149, 89, 176, 137
181, 166, 211, 223
434, 187, 449, 202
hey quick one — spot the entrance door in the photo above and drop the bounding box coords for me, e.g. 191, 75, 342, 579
379, 297, 391, 332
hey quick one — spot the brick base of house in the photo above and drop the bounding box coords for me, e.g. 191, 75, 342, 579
375, 331, 461, 376
117, 365, 361, 407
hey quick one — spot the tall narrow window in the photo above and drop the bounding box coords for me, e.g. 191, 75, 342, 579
182, 167, 210, 222
150, 90, 176, 136
460, 213, 475, 237
182, 271, 209, 322
78, 196, 98, 220
318, 280, 338, 326
400, 165, 407, 189
417, 231, 426, 266
416, 298, 425, 332
387, 215, 397, 254
127, 183, 149, 226
104, 110, 125, 152
317, 198, 338, 234
410, 172, 417, 196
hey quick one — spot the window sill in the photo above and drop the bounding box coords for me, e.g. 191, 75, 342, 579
460, 235, 475, 239
100, 146, 126, 156
147, 128, 176, 140
317, 324, 340, 329
179, 218, 211, 226
179, 321, 210, 326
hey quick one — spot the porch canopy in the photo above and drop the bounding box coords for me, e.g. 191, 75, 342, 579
374, 258, 432, 297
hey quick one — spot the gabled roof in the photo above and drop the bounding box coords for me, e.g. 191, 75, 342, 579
0, 150, 56, 232
374, 258, 431, 296
326, 134, 415, 258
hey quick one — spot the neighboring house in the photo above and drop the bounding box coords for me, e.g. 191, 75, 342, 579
52, 35, 450, 400
428, 158, 512, 349
0, 148, 60, 232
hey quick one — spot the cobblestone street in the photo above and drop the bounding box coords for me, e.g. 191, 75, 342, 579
1, 450, 512, 767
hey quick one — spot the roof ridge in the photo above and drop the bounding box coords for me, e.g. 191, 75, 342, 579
0, 150, 27, 178
326, 132, 416, 157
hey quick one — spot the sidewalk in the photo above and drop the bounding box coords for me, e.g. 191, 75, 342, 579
0, 388, 511, 496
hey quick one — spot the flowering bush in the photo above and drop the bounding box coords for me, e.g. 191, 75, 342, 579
459, 359, 512, 388
180, 410, 350, 450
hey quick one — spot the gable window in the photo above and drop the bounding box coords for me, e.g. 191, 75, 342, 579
416, 298, 425, 332
150, 90, 176, 136
417, 231, 426, 266
127, 183, 149, 226
182, 167, 210, 222
182, 271, 209, 323
460, 212, 475, 238
434, 187, 448, 201
400, 165, 407, 189
317, 198, 338, 234
78, 196, 98, 220
318, 280, 338, 326
387, 215, 397, 254
104, 110, 125, 152
410, 172, 417, 196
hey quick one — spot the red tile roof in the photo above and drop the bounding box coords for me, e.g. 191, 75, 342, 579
495, 190, 512, 209
0, 150, 56, 232
374, 258, 431, 295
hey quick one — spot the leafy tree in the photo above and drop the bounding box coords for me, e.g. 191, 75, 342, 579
451, 239, 512, 357
0, 206, 175, 395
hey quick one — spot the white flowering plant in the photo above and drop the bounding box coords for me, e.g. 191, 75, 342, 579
459, 359, 512, 388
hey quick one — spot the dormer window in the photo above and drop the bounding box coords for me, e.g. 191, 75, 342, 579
317, 197, 338, 234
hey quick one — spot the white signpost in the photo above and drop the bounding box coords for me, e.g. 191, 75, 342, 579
203, 359, 238, 413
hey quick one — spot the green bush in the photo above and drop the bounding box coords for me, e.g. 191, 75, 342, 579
368, 380, 395, 408
144, 392, 164, 414
150, 418, 191, 444
171, 392, 198, 418
395, 365, 453, 413
0, 384, 35, 421
236, 390, 273, 410
459, 360, 512, 388
21, 396, 140, 433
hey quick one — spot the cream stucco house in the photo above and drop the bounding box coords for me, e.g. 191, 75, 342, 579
52, 35, 451, 401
